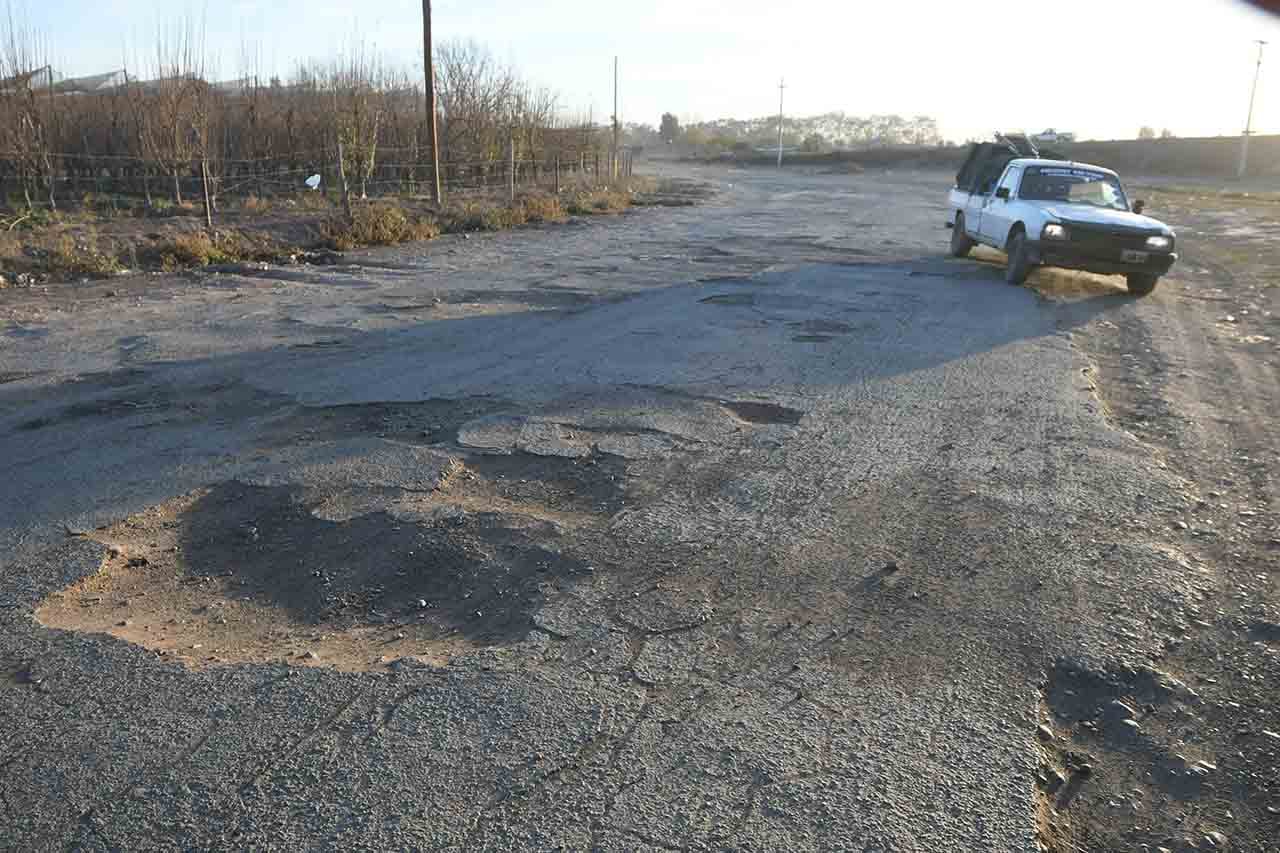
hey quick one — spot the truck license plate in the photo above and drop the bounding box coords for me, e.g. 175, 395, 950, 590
1121, 250, 1149, 263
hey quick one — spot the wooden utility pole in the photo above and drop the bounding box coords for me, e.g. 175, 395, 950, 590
1239, 40, 1267, 179
777, 79, 786, 169
423, 0, 443, 205
612, 57, 620, 180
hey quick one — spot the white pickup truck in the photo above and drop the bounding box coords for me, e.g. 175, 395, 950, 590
946, 140, 1177, 295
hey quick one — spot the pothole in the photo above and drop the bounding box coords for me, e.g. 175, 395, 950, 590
699, 293, 756, 306
36, 453, 623, 672
788, 319, 854, 335
721, 400, 805, 426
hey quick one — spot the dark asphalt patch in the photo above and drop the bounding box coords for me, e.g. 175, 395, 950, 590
789, 319, 854, 334
721, 400, 804, 425
699, 293, 756, 306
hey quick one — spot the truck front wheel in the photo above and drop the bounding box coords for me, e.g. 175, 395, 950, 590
1126, 273, 1160, 295
1005, 230, 1033, 285
950, 214, 975, 258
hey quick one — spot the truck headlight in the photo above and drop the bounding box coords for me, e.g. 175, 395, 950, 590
1145, 235, 1173, 251
1042, 223, 1069, 241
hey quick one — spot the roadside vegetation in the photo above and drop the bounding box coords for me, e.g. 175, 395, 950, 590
0, 179, 652, 286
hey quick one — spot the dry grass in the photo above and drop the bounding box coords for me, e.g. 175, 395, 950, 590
241, 195, 271, 213
0, 177, 654, 284
320, 202, 441, 251
48, 232, 124, 277
515, 192, 567, 223
146, 229, 287, 271
565, 187, 631, 215
0, 230, 21, 263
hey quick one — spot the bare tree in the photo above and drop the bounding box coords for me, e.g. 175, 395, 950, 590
0, 7, 56, 210
131, 20, 212, 205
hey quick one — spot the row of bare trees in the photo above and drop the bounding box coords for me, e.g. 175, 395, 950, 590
0, 21, 603, 211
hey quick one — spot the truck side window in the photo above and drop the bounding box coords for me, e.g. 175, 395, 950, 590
997, 167, 1021, 198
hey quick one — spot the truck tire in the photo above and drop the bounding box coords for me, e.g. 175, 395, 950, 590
1005, 230, 1032, 285
1126, 273, 1160, 295
950, 214, 975, 258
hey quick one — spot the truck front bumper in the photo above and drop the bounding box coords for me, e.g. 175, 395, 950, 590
1028, 241, 1177, 277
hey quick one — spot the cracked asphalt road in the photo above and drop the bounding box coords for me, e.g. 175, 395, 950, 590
1, 164, 1275, 851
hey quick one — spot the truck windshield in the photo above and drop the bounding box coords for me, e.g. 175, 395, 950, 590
1019, 167, 1129, 211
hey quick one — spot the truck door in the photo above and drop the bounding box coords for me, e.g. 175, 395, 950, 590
980, 165, 1022, 246
962, 151, 1003, 241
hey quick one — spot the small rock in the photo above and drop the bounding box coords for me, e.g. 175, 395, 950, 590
1204, 831, 1227, 848
127, 556, 149, 568
117, 619, 131, 627
416, 599, 428, 609
301, 650, 319, 660
1121, 719, 1141, 732
1173, 520, 1189, 530
1036, 724, 1055, 742
883, 560, 899, 574
1261, 730, 1280, 741
1107, 699, 1138, 721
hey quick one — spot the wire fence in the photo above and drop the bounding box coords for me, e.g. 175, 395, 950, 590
0, 144, 639, 219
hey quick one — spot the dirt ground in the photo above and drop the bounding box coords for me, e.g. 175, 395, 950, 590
2, 162, 1279, 851
1025, 183, 1280, 853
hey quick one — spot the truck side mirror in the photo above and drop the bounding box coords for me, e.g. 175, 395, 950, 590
1132, 200, 1145, 214
995, 187, 1010, 200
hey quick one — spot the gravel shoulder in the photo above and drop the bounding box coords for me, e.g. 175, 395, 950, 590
1, 163, 1276, 852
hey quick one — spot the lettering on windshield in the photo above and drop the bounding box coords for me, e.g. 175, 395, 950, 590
1036, 168, 1107, 180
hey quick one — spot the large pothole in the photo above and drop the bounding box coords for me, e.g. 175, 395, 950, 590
37, 453, 624, 672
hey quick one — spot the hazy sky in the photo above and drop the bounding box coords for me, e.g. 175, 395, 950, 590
18, 0, 1280, 143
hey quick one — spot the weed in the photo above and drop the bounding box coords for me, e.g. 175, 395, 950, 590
565, 187, 631, 216
47, 232, 123, 278
297, 191, 335, 211
242, 195, 271, 213
144, 229, 282, 270
320, 202, 440, 250
517, 192, 566, 223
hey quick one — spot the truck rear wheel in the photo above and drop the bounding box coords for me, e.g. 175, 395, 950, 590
950, 214, 975, 258
1005, 231, 1033, 285
1126, 273, 1160, 295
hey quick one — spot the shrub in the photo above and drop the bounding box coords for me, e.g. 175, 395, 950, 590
517, 192, 566, 223
565, 188, 630, 216
148, 230, 261, 270
48, 233, 123, 277
320, 202, 440, 250
157, 232, 227, 268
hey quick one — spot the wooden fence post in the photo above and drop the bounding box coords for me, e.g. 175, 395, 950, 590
554, 155, 561, 194
201, 158, 214, 229
336, 140, 353, 220
509, 138, 515, 202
